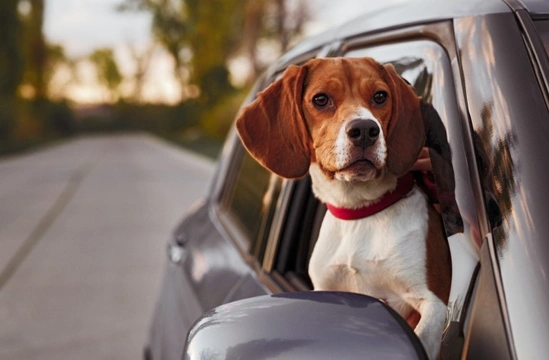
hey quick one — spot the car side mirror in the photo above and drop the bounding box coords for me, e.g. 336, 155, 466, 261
184, 291, 427, 359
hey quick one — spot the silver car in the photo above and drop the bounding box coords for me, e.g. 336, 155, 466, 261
146, 0, 549, 358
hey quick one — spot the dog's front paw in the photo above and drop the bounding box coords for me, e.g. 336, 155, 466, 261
413, 297, 447, 360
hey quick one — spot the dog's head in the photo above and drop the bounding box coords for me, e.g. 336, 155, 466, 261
236, 57, 424, 182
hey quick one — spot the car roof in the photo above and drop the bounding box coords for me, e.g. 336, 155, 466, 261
520, 0, 549, 14
275, 0, 549, 69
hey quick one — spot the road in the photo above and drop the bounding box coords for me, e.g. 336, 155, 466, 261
0, 134, 215, 359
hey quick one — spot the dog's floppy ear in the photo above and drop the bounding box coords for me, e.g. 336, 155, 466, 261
383, 64, 425, 176
236, 65, 311, 179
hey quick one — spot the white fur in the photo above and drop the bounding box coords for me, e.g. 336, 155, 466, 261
308, 184, 446, 360
310, 164, 396, 209
335, 124, 350, 169
353, 107, 387, 166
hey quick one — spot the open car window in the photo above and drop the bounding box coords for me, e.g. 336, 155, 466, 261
270, 37, 484, 359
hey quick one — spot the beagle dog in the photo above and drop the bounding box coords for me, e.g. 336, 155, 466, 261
236, 57, 451, 360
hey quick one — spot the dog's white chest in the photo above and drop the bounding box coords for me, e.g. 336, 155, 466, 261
309, 188, 429, 312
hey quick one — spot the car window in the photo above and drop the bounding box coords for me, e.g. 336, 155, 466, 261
220, 145, 283, 263
223, 152, 271, 236
258, 37, 485, 354
273, 39, 481, 295
534, 20, 549, 57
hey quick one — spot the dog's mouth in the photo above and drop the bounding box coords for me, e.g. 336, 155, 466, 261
342, 159, 375, 171
335, 159, 380, 181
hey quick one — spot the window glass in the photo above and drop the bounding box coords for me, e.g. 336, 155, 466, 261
534, 20, 549, 58
221, 145, 282, 263
223, 150, 271, 240
533, 20, 549, 98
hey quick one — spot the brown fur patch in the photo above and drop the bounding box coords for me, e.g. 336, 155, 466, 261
425, 204, 452, 304
236, 65, 312, 179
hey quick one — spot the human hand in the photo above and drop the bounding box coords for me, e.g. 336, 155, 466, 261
412, 147, 432, 172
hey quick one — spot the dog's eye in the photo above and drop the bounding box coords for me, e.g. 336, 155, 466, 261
373, 91, 388, 105
312, 93, 329, 108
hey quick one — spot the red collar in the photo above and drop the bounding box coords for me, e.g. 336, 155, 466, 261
325, 172, 415, 220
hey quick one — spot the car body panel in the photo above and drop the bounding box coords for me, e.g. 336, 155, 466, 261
176, 203, 247, 311
273, 0, 511, 72
147, 201, 270, 359
519, 0, 549, 14
462, 242, 513, 360
147, 263, 202, 360
456, 12, 549, 360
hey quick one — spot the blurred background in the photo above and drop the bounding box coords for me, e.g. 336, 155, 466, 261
0, 0, 384, 159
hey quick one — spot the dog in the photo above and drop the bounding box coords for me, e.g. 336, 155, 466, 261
235, 57, 452, 360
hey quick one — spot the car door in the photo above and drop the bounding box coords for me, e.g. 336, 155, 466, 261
455, 11, 549, 360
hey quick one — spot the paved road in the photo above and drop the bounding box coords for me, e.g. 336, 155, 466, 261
0, 134, 215, 359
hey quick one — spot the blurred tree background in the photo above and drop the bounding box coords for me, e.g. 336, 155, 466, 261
0, 0, 309, 158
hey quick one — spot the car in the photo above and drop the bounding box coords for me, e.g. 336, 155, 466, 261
145, 0, 549, 359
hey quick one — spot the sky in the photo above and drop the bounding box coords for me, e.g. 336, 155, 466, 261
43, 0, 400, 104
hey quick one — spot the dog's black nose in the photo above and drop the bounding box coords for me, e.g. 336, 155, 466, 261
345, 119, 380, 148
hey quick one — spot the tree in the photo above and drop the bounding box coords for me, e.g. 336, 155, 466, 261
127, 42, 156, 103
118, 0, 191, 99
44, 43, 77, 100
242, 0, 309, 81
25, 0, 47, 101
117, 0, 310, 140
118, 0, 309, 97
0, 0, 24, 140
89, 48, 123, 102
0, 0, 24, 98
